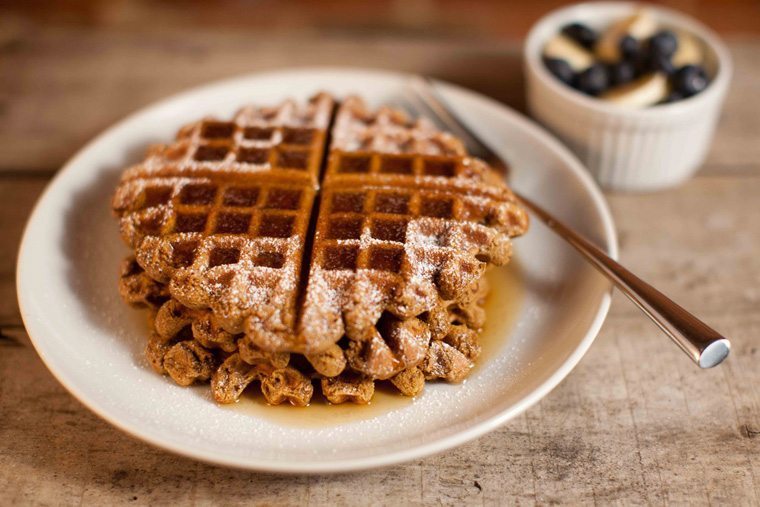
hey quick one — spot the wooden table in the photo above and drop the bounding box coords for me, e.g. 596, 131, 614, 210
2, 2, 759, 504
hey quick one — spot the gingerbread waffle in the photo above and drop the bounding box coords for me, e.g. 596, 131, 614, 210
325, 96, 513, 201
120, 258, 314, 405
290, 183, 521, 356
287, 96, 527, 360
118, 93, 332, 185
113, 96, 334, 341
330, 96, 466, 157
119, 257, 488, 404
113, 93, 528, 406
114, 173, 316, 336
247, 98, 527, 355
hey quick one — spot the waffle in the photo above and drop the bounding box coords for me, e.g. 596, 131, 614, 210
114, 173, 316, 336
119, 257, 488, 404
326, 96, 513, 200
148, 291, 487, 403
113, 93, 529, 406
119, 257, 170, 309
330, 96, 466, 157
113, 94, 332, 336
286, 96, 527, 360
118, 93, 332, 185
290, 183, 520, 359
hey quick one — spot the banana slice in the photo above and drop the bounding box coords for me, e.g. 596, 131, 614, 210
544, 34, 594, 72
601, 73, 670, 108
672, 30, 704, 67
596, 10, 658, 63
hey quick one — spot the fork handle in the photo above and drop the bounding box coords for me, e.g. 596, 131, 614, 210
516, 192, 730, 368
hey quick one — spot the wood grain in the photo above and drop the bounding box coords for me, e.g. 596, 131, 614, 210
1, 1, 759, 504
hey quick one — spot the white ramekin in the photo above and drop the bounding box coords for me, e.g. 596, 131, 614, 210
524, 2, 732, 191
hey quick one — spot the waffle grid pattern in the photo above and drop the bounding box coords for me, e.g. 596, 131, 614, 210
120, 94, 332, 183
117, 175, 316, 333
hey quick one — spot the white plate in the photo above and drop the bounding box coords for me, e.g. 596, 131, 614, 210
17, 68, 617, 473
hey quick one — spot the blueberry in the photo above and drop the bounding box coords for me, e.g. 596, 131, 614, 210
661, 90, 685, 104
576, 64, 609, 96
561, 22, 598, 49
649, 53, 676, 75
619, 35, 640, 60
649, 30, 678, 58
673, 65, 709, 96
544, 57, 575, 86
609, 61, 637, 86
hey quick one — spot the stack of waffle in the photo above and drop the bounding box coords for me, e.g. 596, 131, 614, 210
113, 93, 528, 406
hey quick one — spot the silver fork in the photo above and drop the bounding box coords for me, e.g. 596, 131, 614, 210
406, 76, 730, 368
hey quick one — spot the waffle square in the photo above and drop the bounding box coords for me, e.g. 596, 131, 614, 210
118, 93, 333, 185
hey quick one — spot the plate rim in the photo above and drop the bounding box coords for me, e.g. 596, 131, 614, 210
16, 66, 618, 474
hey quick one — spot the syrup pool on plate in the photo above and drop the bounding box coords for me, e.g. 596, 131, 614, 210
224, 262, 524, 427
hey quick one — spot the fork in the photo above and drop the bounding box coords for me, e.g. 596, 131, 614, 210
406, 76, 730, 368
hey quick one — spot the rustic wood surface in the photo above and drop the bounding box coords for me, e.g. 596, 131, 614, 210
1, 2, 759, 505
